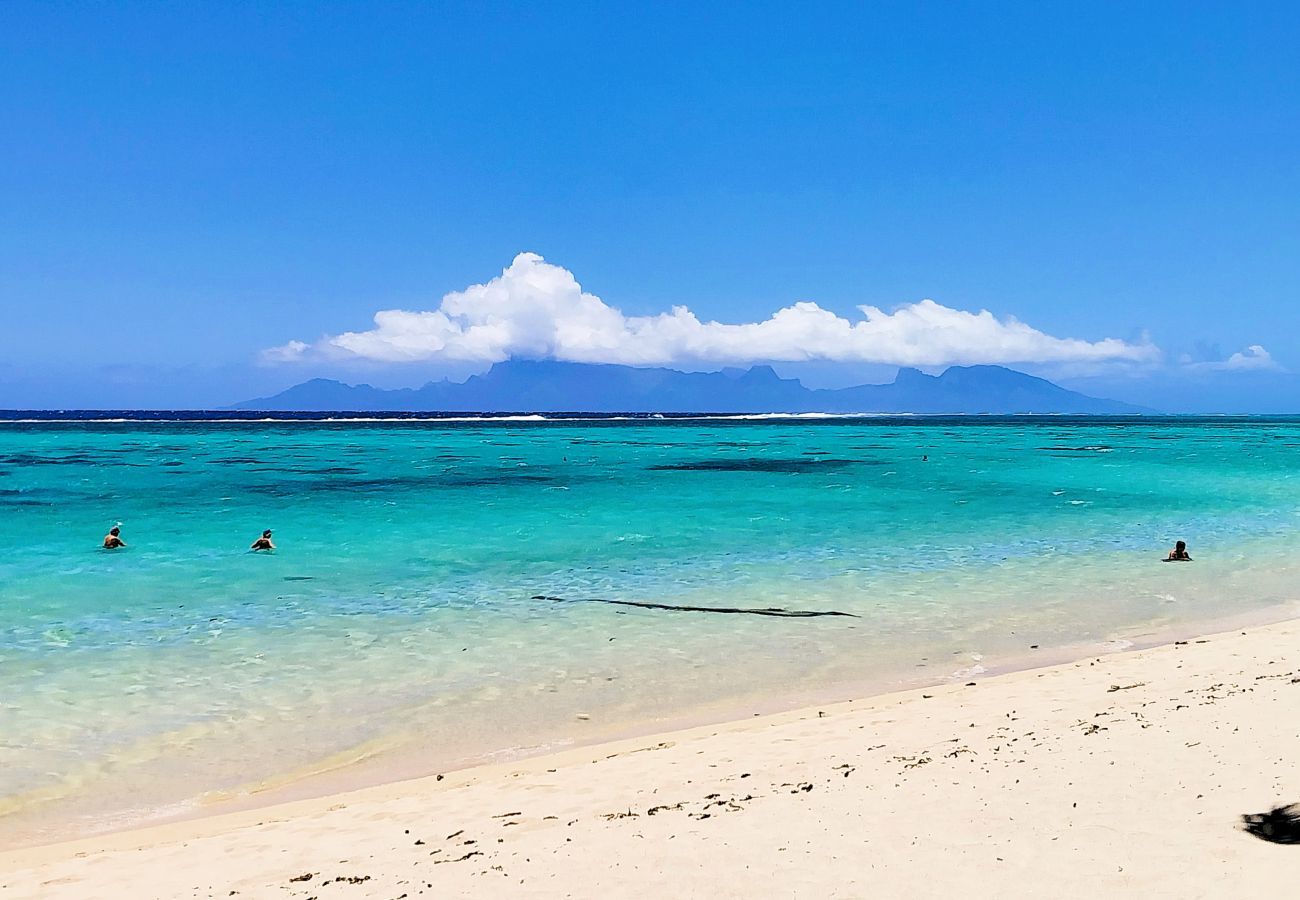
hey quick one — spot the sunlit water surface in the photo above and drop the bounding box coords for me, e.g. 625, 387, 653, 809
3, 416, 1300, 844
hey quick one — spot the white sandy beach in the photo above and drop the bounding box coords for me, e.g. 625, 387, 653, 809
2, 620, 1297, 899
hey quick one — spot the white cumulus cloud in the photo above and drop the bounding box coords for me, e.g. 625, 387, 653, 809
1184, 344, 1281, 372
261, 340, 309, 363
264, 252, 1161, 369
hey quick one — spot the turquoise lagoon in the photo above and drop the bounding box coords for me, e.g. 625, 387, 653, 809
3, 416, 1300, 844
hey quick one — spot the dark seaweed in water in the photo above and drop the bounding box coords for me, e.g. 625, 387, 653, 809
0, 495, 49, 506
0, 484, 51, 504
444, 471, 562, 488
243, 476, 424, 497
254, 466, 365, 476
649, 458, 855, 473
0, 453, 97, 466
244, 469, 564, 496
535, 595, 859, 618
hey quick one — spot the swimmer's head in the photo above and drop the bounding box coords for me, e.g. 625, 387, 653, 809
263, 530, 272, 538
109, 526, 120, 536
1175, 540, 1186, 551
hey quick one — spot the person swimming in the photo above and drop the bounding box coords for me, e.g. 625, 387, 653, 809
250, 529, 275, 551
103, 525, 126, 549
1165, 540, 1192, 561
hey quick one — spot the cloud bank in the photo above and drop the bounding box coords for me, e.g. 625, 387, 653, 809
266, 252, 1161, 369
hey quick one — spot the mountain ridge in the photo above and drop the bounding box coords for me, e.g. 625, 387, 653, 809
234, 360, 1151, 414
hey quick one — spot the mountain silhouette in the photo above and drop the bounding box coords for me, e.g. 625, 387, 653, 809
235, 360, 1150, 414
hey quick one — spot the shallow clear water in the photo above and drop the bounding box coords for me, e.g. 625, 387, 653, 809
3, 416, 1300, 843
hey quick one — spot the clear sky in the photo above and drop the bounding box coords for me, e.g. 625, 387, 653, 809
2, 1, 1298, 410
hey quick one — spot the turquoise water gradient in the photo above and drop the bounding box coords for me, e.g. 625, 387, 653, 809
3, 417, 1300, 842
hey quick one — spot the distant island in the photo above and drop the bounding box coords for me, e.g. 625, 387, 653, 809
235, 360, 1150, 414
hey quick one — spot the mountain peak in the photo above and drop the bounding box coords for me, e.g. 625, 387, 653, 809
892, 367, 935, 386
739, 365, 782, 382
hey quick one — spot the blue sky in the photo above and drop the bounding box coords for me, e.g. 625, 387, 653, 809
2, 2, 1299, 410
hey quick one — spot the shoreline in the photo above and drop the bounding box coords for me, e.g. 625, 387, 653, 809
3, 615, 1298, 896
3, 598, 1298, 854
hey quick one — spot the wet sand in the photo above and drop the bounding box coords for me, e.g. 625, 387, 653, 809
2, 619, 1297, 898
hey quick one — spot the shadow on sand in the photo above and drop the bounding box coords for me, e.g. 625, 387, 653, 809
1242, 804, 1300, 844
